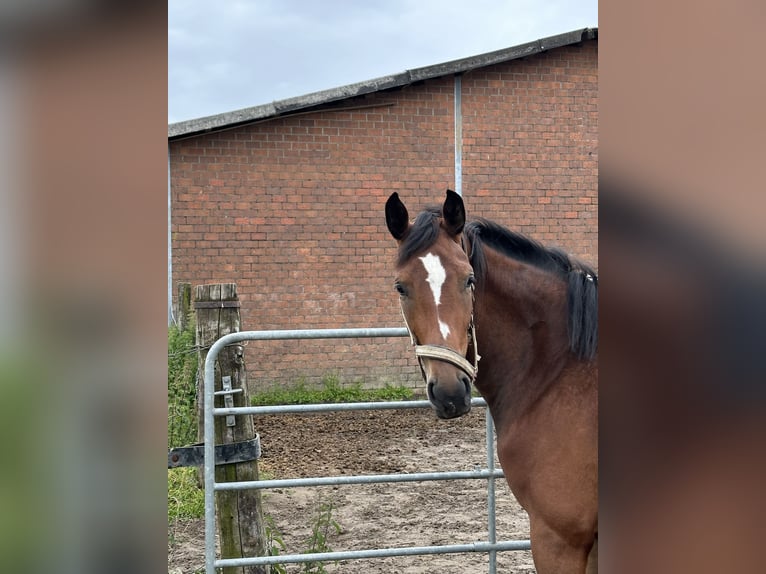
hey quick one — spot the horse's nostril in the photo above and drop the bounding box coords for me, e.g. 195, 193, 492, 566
427, 380, 436, 401
461, 375, 471, 396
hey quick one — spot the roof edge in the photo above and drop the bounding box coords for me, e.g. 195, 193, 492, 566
169, 27, 596, 140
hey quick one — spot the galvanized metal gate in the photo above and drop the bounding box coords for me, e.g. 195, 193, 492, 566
203, 327, 531, 573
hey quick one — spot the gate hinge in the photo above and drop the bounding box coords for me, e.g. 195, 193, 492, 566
167, 435, 261, 468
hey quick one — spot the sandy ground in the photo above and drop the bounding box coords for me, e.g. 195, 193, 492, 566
168, 406, 535, 573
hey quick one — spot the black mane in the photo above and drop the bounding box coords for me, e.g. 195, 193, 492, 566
464, 218, 575, 279
464, 218, 598, 360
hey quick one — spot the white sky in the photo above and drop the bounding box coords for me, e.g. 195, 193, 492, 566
168, 1, 597, 123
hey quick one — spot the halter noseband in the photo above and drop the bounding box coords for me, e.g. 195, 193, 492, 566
413, 322, 479, 381
399, 293, 480, 383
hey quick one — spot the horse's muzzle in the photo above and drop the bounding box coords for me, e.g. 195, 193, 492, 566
427, 375, 472, 419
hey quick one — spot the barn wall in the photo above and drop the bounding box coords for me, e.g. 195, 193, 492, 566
462, 42, 598, 262
169, 39, 597, 391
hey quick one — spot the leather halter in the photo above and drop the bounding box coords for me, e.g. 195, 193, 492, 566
399, 288, 480, 383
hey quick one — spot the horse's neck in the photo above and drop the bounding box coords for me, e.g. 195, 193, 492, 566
473, 253, 572, 428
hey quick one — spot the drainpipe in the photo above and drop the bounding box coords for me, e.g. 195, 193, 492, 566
454, 74, 463, 197
168, 145, 174, 326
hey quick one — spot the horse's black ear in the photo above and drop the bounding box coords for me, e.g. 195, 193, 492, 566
385, 192, 410, 240
442, 189, 465, 237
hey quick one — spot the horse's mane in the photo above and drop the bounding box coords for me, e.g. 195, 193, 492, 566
464, 218, 598, 361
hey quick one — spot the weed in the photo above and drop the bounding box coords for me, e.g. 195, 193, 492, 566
264, 514, 288, 574
262, 500, 341, 574
301, 500, 342, 574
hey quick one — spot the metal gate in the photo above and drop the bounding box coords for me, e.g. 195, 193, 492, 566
203, 327, 531, 573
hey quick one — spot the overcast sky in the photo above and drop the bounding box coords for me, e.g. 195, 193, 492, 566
168, 1, 597, 124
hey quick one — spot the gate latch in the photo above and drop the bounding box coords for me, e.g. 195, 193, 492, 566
215, 375, 242, 427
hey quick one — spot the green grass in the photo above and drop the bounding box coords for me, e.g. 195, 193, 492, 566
168, 467, 205, 521
251, 375, 413, 406
167, 320, 204, 524
167, 320, 198, 449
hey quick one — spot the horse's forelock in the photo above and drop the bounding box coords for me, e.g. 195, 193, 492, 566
396, 206, 442, 267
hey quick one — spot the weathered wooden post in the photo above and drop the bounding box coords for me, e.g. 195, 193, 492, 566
195, 283, 269, 574
176, 282, 192, 331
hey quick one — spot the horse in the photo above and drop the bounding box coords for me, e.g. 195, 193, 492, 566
385, 190, 598, 573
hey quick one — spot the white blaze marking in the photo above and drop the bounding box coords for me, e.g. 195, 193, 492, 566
419, 253, 446, 305
419, 253, 451, 340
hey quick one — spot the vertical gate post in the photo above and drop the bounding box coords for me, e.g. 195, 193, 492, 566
195, 283, 269, 574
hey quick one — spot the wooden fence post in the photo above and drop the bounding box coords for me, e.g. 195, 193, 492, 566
195, 283, 269, 574
176, 282, 192, 331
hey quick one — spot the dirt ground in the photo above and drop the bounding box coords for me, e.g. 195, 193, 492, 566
168, 406, 535, 573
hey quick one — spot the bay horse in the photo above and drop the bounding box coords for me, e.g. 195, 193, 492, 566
385, 190, 598, 573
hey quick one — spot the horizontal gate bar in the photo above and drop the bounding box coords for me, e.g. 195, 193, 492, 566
213, 326, 410, 344
214, 396, 487, 416
215, 468, 505, 490
215, 539, 532, 568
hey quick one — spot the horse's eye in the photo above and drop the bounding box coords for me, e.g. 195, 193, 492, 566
465, 275, 476, 290
394, 282, 407, 296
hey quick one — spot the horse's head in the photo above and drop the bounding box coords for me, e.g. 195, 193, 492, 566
385, 190, 477, 419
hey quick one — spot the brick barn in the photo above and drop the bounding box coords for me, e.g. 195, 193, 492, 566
168, 27, 598, 391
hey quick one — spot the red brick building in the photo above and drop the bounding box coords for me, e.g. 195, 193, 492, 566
168, 28, 597, 390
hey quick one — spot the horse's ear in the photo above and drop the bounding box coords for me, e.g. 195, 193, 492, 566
385, 192, 410, 240
442, 189, 465, 237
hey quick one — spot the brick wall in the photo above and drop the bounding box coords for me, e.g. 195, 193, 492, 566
462, 43, 598, 262
169, 40, 597, 391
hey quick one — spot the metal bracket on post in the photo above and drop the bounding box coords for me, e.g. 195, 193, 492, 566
168, 435, 261, 468
216, 375, 242, 427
